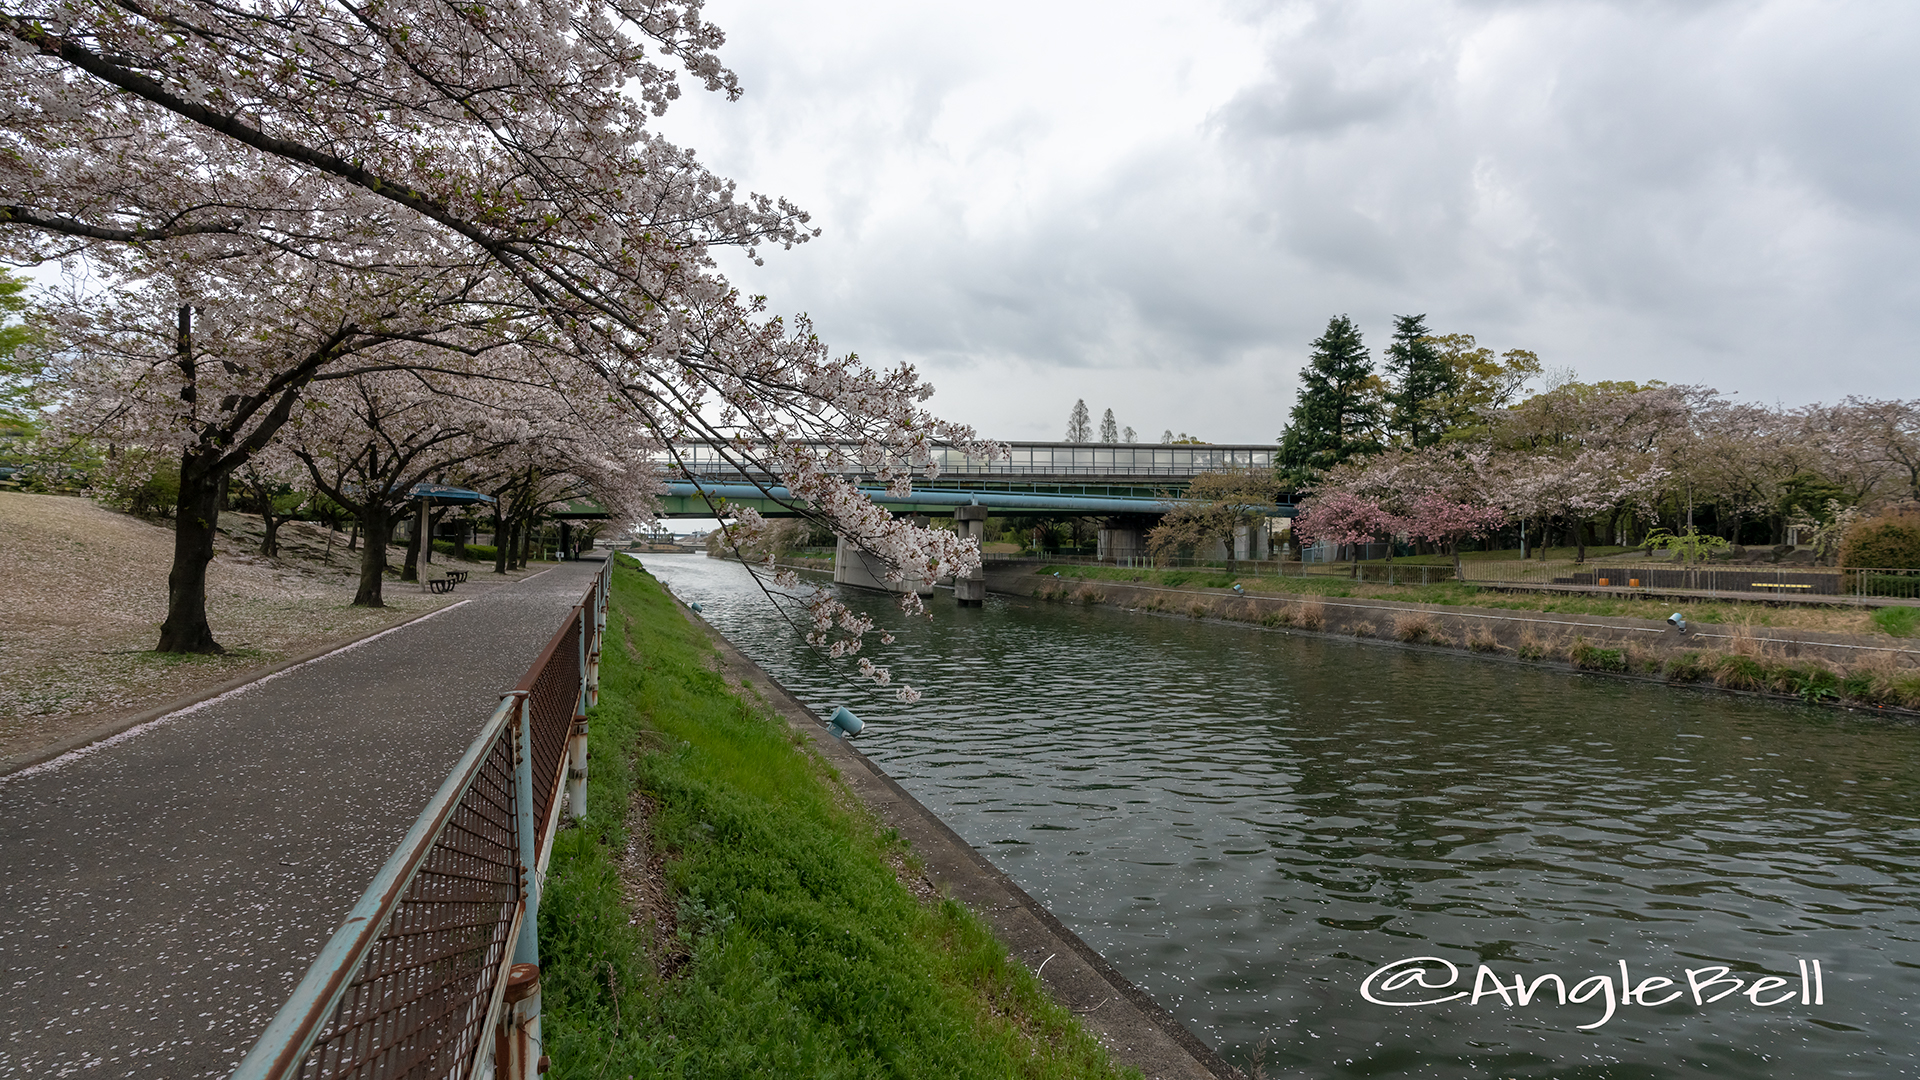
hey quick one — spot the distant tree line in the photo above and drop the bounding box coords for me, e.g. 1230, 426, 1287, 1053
1063, 399, 1138, 443
1278, 313, 1920, 565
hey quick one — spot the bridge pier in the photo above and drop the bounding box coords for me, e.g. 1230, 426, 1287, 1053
954, 505, 988, 605
1234, 522, 1269, 562
834, 529, 935, 596
1098, 525, 1146, 563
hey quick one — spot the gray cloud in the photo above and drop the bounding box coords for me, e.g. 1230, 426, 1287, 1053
663, 0, 1920, 441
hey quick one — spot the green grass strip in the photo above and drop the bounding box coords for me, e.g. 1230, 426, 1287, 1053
1042, 563, 1908, 628
539, 558, 1141, 1079
1871, 605, 1920, 638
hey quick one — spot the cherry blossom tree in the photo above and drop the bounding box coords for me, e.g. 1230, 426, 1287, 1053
1402, 491, 1507, 578
283, 370, 522, 606
1488, 381, 1683, 560
1296, 446, 1507, 579
1501, 447, 1669, 562
1834, 397, 1920, 504
4, 0, 996, 691
1386, 449, 1509, 578
284, 339, 664, 604
1292, 490, 1402, 578
38, 255, 527, 649
232, 450, 308, 558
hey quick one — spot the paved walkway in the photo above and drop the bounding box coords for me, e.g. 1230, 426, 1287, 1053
0, 559, 605, 1078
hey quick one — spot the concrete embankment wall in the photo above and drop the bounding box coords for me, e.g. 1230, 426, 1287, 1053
986, 567, 1920, 713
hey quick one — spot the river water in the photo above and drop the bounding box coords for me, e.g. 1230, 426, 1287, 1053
636, 554, 1919, 1079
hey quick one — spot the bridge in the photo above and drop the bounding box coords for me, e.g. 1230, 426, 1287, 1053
657, 441, 1295, 518
655, 442, 1296, 598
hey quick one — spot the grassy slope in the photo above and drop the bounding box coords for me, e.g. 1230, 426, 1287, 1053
540, 559, 1139, 1080
1037, 565, 1920, 709
1042, 564, 1901, 636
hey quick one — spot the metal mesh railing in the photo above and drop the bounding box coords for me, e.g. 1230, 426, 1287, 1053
237, 558, 612, 1080
297, 730, 522, 1078
992, 554, 1457, 585
519, 614, 581, 841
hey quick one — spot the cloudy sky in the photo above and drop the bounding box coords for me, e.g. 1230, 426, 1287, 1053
654, 0, 1920, 444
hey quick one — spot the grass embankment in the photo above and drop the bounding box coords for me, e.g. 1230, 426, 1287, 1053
1044, 564, 1903, 637
1036, 566, 1920, 710
539, 559, 1138, 1079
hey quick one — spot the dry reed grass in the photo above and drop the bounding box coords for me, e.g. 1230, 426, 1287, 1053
1392, 612, 1434, 643
1296, 598, 1326, 630
1466, 623, 1502, 653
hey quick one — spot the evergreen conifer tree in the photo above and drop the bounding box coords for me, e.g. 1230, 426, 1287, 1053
1066, 399, 1092, 442
1382, 313, 1456, 448
1277, 314, 1382, 485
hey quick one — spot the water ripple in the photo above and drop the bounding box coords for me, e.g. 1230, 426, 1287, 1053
644, 555, 1920, 1079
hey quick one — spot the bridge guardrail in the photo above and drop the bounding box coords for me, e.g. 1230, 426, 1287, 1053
233, 557, 611, 1080
666, 441, 1279, 478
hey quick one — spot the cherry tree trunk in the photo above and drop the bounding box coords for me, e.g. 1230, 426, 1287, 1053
355, 504, 391, 607
156, 447, 228, 654
260, 503, 282, 557
401, 506, 423, 582
493, 506, 508, 574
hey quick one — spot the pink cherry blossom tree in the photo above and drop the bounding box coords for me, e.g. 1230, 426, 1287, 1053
283, 370, 523, 607
5, 0, 995, 692
1292, 489, 1403, 578
38, 255, 531, 648
1388, 449, 1510, 579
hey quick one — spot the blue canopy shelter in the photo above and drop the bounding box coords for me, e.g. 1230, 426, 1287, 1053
409, 483, 495, 585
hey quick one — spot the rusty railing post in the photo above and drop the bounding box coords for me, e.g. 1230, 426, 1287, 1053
567, 604, 590, 822
504, 689, 544, 1080
511, 690, 540, 969
587, 558, 608, 708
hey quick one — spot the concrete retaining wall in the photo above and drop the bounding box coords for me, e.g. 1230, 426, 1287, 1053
987, 568, 1920, 697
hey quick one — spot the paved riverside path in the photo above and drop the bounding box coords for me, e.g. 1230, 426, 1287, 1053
0, 558, 604, 1078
